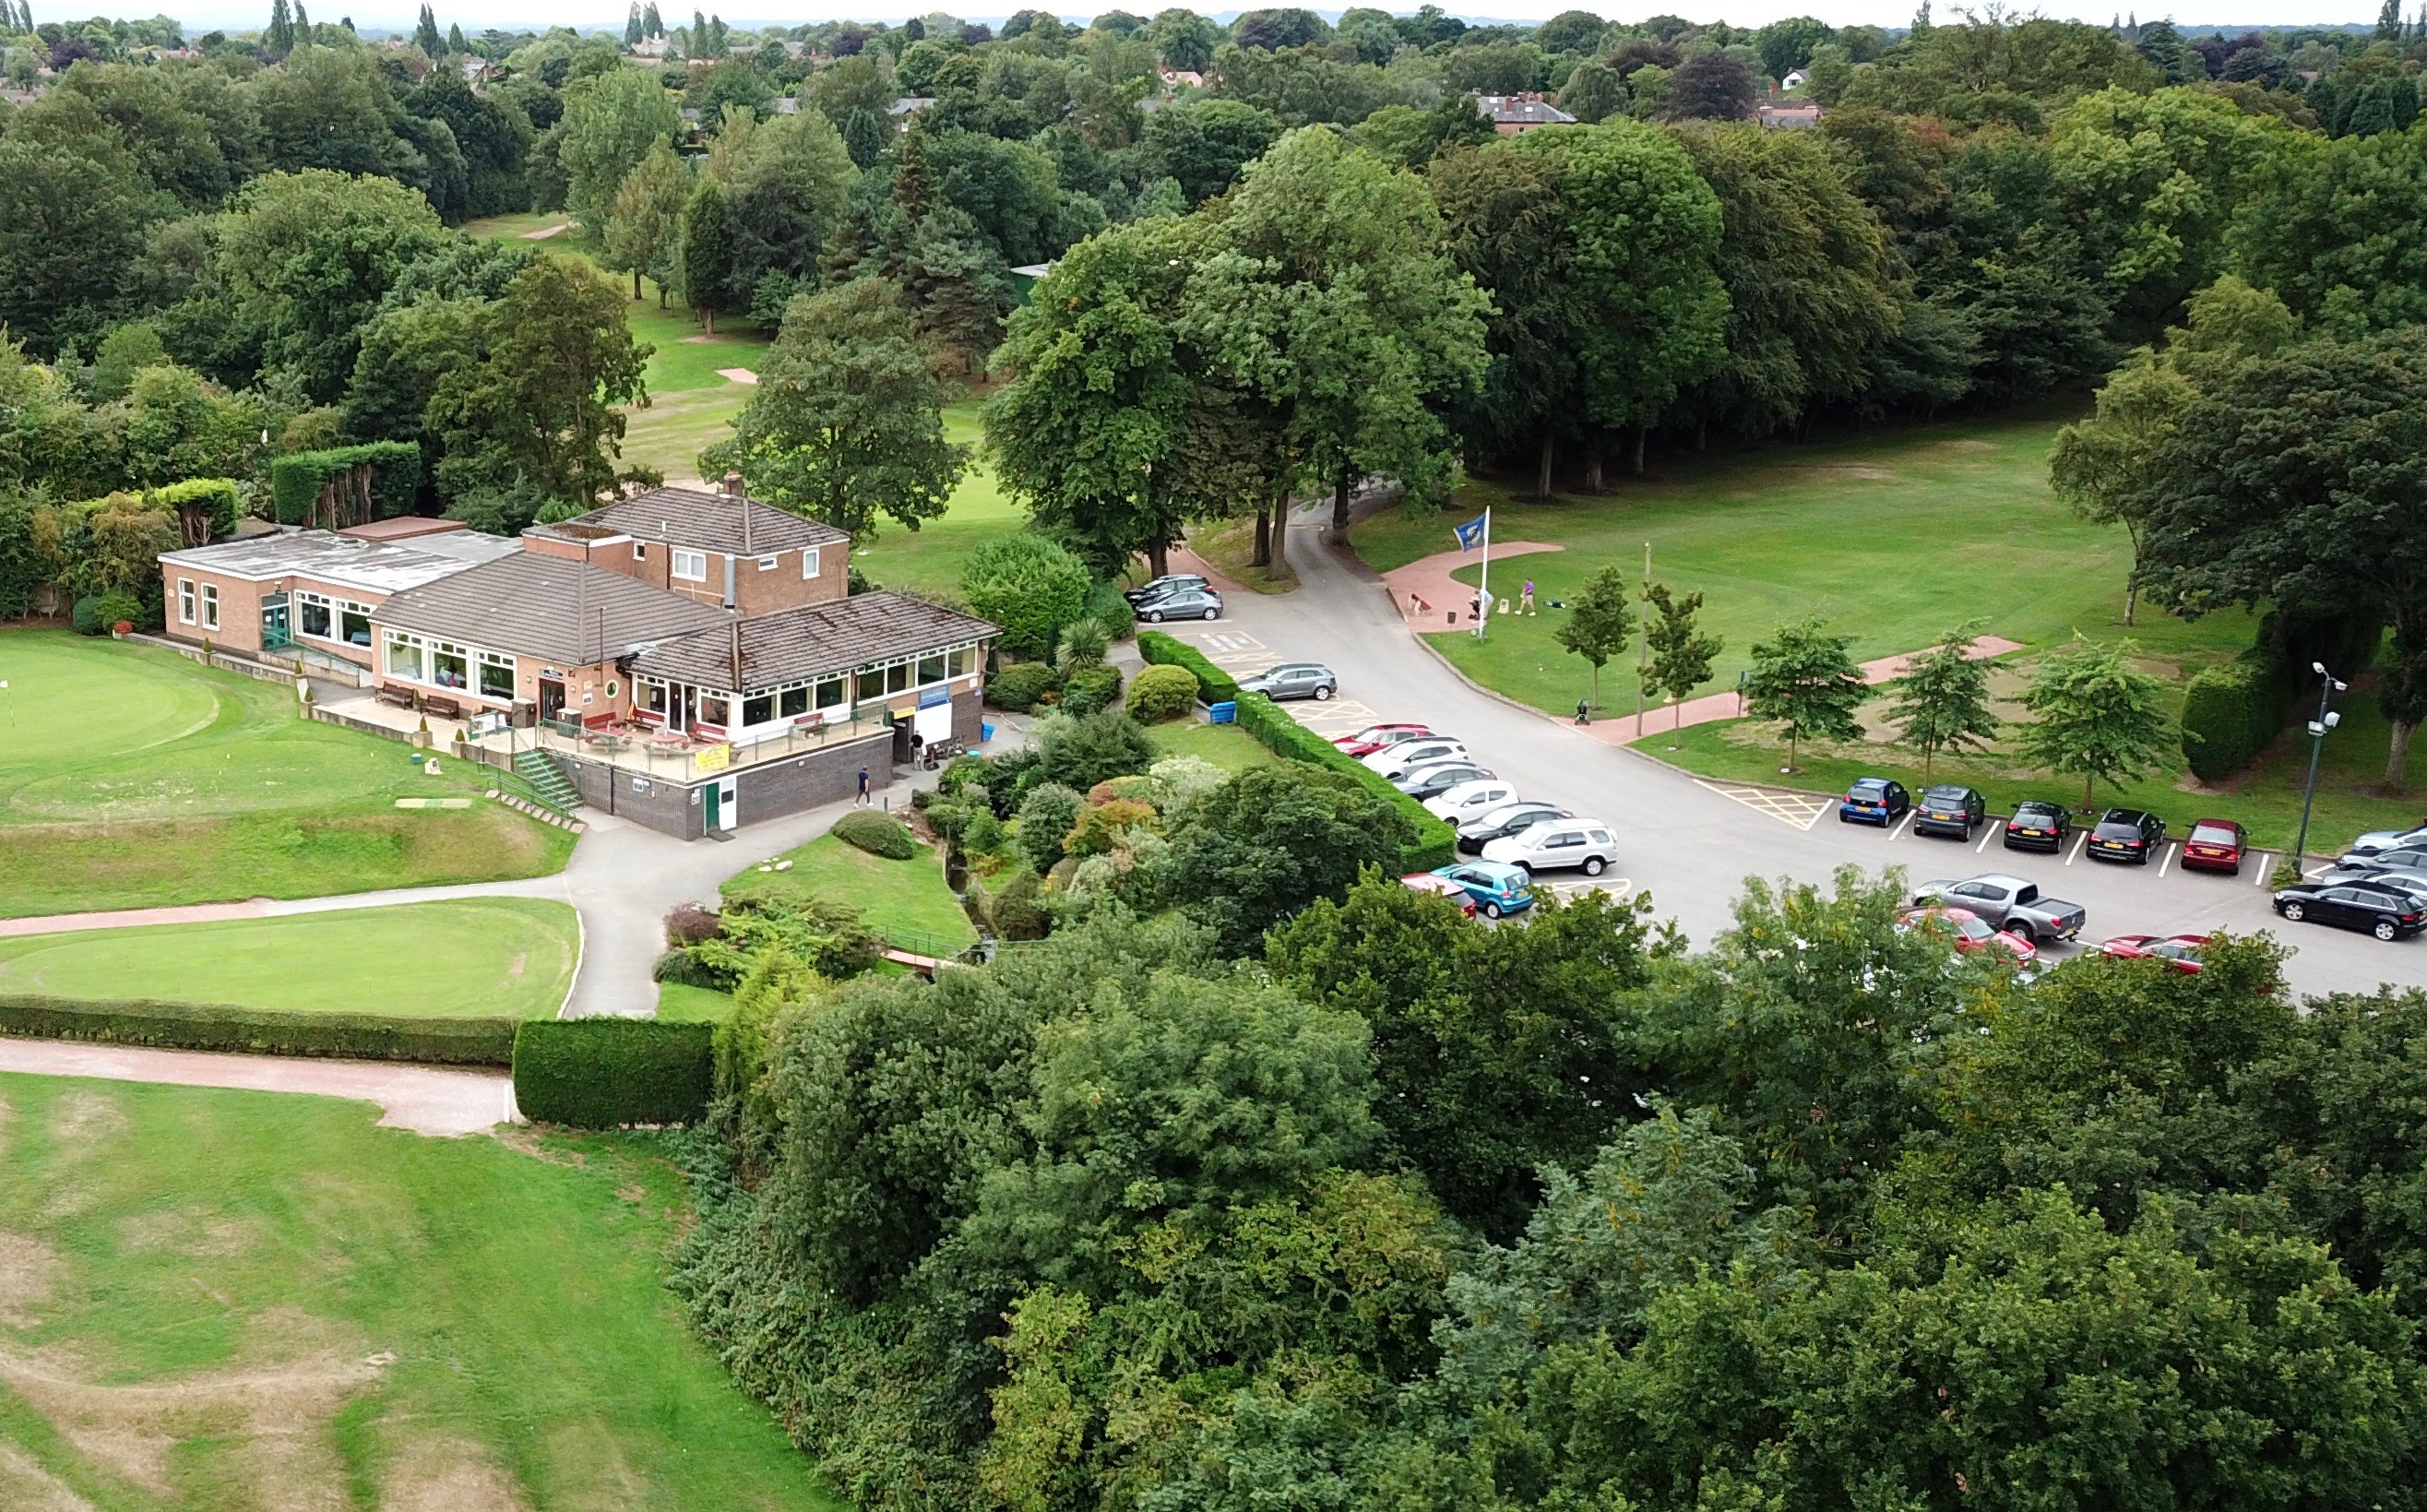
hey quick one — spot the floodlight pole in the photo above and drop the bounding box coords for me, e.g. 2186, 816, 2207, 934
2291, 661, 2347, 882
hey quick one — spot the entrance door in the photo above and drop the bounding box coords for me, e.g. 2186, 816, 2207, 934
260, 601, 290, 649
672, 684, 694, 732
702, 781, 720, 830
538, 678, 565, 723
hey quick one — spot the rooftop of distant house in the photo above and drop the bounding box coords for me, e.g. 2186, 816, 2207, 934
160, 527, 519, 595
1472, 92, 1576, 127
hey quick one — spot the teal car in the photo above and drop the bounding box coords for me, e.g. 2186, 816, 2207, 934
1430, 860, 1535, 920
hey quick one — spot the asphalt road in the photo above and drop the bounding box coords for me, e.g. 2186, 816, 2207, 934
1179, 501, 2425, 1000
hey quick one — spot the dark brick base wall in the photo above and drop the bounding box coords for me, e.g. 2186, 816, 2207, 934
543, 730, 897, 841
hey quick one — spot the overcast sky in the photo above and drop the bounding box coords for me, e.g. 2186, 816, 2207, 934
162, 3, 2380, 37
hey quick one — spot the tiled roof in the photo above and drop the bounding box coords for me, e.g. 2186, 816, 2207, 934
374, 554, 733, 666
1473, 93, 1576, 125
633, 590, 998, 692
533, 486, 850, 558
159, 528, 518, 595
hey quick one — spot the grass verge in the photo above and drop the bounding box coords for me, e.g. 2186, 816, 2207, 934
723, 833, 976, 950
1148, 719, 1280, 771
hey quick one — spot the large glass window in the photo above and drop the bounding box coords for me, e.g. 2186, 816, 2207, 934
386, 632, 423, 681
854, 669, 883, 704
916, 653, 946, 685
339, 602, 372, 646
178, 579, 195, 625
200, 583, 219, 630
815, 677, 845, 708
477, 651, 514, 699
779, 685, 808, 718
640, 680, 666, 714
298, 594, 331, 637
432, 642, 469, 690
887, 661, 910, 694
698, 695, 730, 726
947, 645, 973, 677
743, 693, 775, 726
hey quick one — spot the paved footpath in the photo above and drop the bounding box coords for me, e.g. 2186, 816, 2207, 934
0, 1040, 515, 1136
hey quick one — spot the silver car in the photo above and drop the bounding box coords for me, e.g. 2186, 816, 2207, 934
1236, 662, 1338, 701
1481, 818, 1617, 877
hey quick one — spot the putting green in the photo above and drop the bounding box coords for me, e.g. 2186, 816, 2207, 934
0, 631, 226, 776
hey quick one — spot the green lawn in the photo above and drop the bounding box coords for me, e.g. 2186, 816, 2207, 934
0, 632, 573, 917
0, 1074, 840, 1510
0, 899, 578, 1018
656, 982, 737, 1022
723, 832, 976, 950
853, 404, 1028, 601
1148, 718, 1281, 771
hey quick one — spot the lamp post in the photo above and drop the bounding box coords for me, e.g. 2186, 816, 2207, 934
2290, 661, 2348, 883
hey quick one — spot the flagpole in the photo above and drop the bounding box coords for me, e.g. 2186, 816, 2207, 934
1475, 507, 1491, 640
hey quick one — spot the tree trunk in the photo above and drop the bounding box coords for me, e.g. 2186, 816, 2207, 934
1253, 507, 1270, 567
1147, 536, 1168, 578
2084, 772, 2097, 809
1331, 470, 1351, 532
1537, 432, 1554, 500
658, 282, 669, 310
633, 268, 643, 300
2388, 719, 2416, 789
1271, 495, 1290, 573
1787, 731, 1798, 773
703, 305, 716, 337
1584, 450, 1603, 493
2124, 577, 2138, 628
1632, 426, 1647, 476
1695, 417, 1707, 453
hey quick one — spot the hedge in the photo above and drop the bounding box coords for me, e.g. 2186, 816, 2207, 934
151, 478, 240, 544
0, 994, 518, 1065
2180, 660, 2289, 782
833, 808, 917, 859
1232, 692, 1457, 871
988, 661, 1061, 712
1138, 630, 1240, 706
270, 442, 421, 528
512, 1018, 714, 1127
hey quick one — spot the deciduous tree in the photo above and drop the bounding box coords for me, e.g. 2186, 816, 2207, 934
1885, 622, 1999, 780
1555, 564, 1635, 713
557, 66, 681, 230
1743, 615, 1864, 770
1641, 581, 1722, 728
2012, 636, 2172, 805
602, 142, 693, 303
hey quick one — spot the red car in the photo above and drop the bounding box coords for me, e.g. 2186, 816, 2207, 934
1896, 905, 2038, 970
1399, 871, 1478, 917
2179, 818, 2249, 875
1335, 723, 1432, 758
2100, 934, 2209, 974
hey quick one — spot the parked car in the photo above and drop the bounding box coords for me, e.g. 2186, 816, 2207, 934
1398, 763, 1495, 801
1912, 784, 1987, 839
2088, 808, 2166, 864
1364, 738, 1469, 779
1430, 860, 1535, 920
1838, 777, 1910, 826
2178, 818, 2249, 875
2347, 822, 2427, 856
2336, 845, 2427, 875
1457, 801, 1574, 854
2273, 880, 2427, 941
1897, 904, 2039, 971
1124, 574, 1208, 606
1334, 723, 1431, 758
1399, 870, 1477, 917
2100, 934, 2210, 973
1909, 874, 2088, 945
1424, 779, 1518, 822
1482, 818, 1617, 877
1236, 662, 1338, 701
2002, 799, 2074, 854
2318, 864, 2427, 901
1136, 586, 1222, 623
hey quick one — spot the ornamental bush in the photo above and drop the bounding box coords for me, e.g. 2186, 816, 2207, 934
1016, 782, 1085, 872
1060, 663, 1124, 716
512, 1018, 713, 1127
94, 589, 143, 631
2180, 661, 2284, 782
832, 808, 917, 860
1137, 629, 1239, 704
70, 595, 105, 636
962, 535, 1091, 658
988, 661, 1062, 712
1126, 662, 1200, 721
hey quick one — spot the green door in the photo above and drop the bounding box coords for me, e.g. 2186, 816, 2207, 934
703, 782, 720, 831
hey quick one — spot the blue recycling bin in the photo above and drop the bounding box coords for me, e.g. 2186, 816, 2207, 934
981, 720, 996, 743
1208, 700, 1238, 724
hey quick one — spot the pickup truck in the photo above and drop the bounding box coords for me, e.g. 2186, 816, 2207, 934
1910, 875, 2086, 945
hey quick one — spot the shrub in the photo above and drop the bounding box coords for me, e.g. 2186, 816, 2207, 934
513, 1018, 714, 1127
1137, 629, 1239, 705
70, 595, 104, 636
833, 809, 917, 859
1017, 782, 1085, 872
974, 746, 1041, 816
987, 868, 1052, 940
1065, 797, 1160, 857
1060, 664, 1124, 716
1126, 663, 1200, 722
962, 535, 1091, 658
0, 994, 516, 1065
653, 947, 729, 988
1086, 579, 1136, 638
2180, 660, 2288, 782
665, 901, 723, 946
1035, 709, 1157, 791
1232, 692, 1457, 870
93, 589, 143, 631
988, 661, 1062, 712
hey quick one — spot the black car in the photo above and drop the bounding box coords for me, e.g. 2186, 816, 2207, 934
1124, 573, 1208, 606
1457, 802, 1573, 853
2273, 881, 2427, 941
1235, 662, 1338, 701
2337, 845, 2427, 875
2002, 799, 2073, 853
1912, 784, 1986, 839
1838, 777, 1910, 826
2088, 808, 2166, 864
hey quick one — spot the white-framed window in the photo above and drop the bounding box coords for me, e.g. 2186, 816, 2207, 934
757, 554, 779, 571
178, 578, 196, 625
386, 630, 424, 682
339, 601, 372, 647
672, 548, 708, 581
200, 583, 219, 631
947, 645, 975, 677
605, 680, 620, 699
803, 547, 820, 579
633, 542, 648, 560
477, 649, 515, 700
431, 640, 469, 691
297, 590, 332, 639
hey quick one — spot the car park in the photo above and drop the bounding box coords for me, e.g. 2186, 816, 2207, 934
1236, 662, 1338, 701
1424, 780, 1518, 822
2178, 818, 2249, 875
1838, 777, 1910, 826
2336, 845, 2427, 875
1482, 819, 1617, 877
2100, 934, 2210, 973
1136, 586, 1223, 623
1430, 861, 1535, 920
2273, 880, 2427, 941
2348, 822, 2427, 856
1124, 574, 1208, 606
2318, 864, 2427, 901
1897, 905, 2039, 971
1912, 784, 1987, 839
2088, 808, 2166, 864
1909, 875, 2087, 944
1457, 801, 1574, 854
2002, 800, 2073, 854
1398, 763, 1495, 801
1399, 870, 1477, 917
1334, 723, 1431, 758
1364, 739, 1469, 779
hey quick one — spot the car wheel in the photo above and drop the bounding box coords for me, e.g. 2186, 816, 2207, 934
2282, 901, 2305, 922
1582, 856, 1606, 876
1203, 607, 1219, 621
2006, 923, 2035, 946
1144, 609, 1163, 623
2376, 919, 2398, 941
1482, 901, 1504, 920
1313, 685, 1332, 700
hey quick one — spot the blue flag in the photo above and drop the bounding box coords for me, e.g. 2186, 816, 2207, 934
1452, 511, 1488, 551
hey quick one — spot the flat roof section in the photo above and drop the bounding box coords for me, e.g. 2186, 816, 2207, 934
159, 529, 520, 597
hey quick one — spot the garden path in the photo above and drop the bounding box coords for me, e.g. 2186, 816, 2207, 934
0, 1038, 515, 1135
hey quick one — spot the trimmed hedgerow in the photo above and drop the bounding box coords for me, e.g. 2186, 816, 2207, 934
512, 1018, 713, 1127
1137, 630, 1239, 706
0, 994, 517, 1065
832, 808, 917, 860
1231, 692, 1457, 871
2180, 661, 2288, 783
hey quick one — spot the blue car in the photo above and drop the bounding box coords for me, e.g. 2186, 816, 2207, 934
1430, 860, 1535, 920
1839, 777, 1910, 826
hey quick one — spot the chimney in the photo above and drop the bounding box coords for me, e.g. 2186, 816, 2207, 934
723, 471, 744, 497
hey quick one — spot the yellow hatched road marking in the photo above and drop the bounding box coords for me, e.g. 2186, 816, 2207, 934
1694, 780, 1831, 831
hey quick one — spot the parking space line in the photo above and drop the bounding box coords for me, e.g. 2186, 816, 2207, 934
1975, 823, 1997, 852
2065, 831, 2088, 865
1888, 811, 1913, 841
2158, 841, 2176, 877
2254, 853, 2275, 888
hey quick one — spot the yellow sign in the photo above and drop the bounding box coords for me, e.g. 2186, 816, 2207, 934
695, 742, 732, 773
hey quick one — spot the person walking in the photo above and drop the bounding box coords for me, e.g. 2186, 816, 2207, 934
856, 768, 870, 805
1575, 697, 1590, 726
1520, 578, 1537, 615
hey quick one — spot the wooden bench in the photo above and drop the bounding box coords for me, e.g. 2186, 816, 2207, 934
375, 684, 417, 710
421, 694, 464, 720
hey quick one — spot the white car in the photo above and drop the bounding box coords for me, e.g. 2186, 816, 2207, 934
1363, 738, 1469, 779
1424, 780, 1518, 822
2350, 824, 2427, 855
1482, 818, 1618, 877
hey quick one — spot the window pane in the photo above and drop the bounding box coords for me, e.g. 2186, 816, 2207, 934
947, 646, 971, 676
300, 600, 330, 637
815, 677, 844, 708
478, 661, 513, 698
432, 649, 468, 689
743, 694, 775, 725
699, 696, 730, 726
779, 685, 808, 717
887, 662, 910, 693
339, 607, 370, 645
387, 634, 422, 680
855, 671, 882, 703
803, 548, 819, 579
916, 654, 946, 685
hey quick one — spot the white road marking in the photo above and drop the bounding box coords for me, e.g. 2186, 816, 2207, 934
2158, 841, 2176, 877
2254, 853, 2275, 888
2065, 830, 2088, 865
1976, 823, 1997, 852
1889, 811, 1914, 841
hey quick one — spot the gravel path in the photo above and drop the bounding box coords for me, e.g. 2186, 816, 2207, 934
0, 1040, 516, 1137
